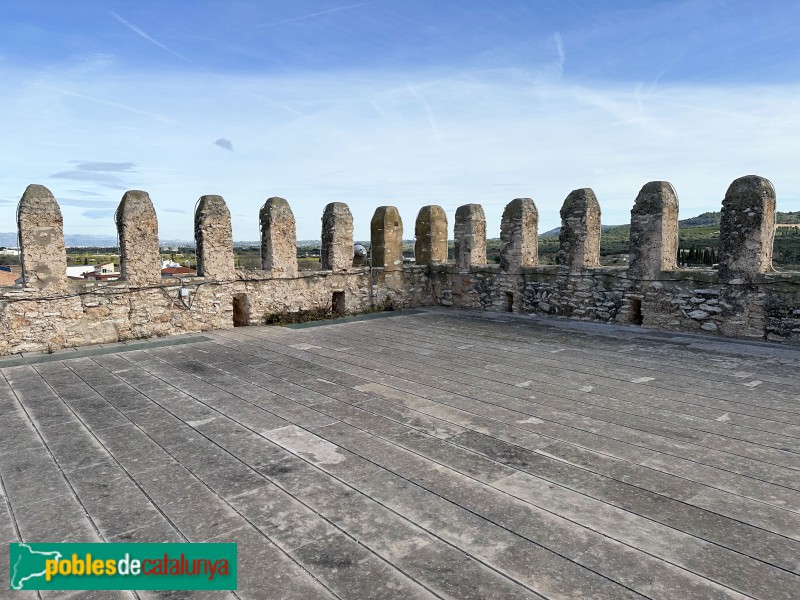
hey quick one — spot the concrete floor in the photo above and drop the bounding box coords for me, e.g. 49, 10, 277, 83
1, 308, 799, 599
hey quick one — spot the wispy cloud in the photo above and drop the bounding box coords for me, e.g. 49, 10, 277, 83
108, 11, 304, 117
73, 161, 136, 172
109, 11, 192, 64
214, 138, 234, 151
257, 1, 380, 28
67, 190, 105, 197
553, 32, 565, 79
36, 83, 176, 124
50, 171, 128, 187
3, 4, 799, 242
58, 198, 118, 209
49, 162, 136, 192
406, 84, 440, 141
82, 209, 116, 220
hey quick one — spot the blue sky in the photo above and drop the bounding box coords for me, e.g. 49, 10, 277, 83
1, 0, 799, 241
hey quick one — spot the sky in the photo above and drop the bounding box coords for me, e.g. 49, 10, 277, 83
1, 0, 799, 242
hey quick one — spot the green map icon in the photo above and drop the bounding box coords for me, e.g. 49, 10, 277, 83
10, 543, 63, 590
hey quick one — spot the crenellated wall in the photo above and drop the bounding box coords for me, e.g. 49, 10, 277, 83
1, 174, 799, 356
431, 175, 799, 342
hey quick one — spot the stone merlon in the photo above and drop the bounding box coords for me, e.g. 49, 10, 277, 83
558, 188, 601, 271
414, 205, 448, 266
719, 175, 776, 283
17, 184, 68, 293
116, 190, 161, 286
260, 197, 298, 277
371, 206, 404, 271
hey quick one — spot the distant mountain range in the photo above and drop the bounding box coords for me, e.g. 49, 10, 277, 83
540, 210, 800, 237
0, 211, 797, 248
0, 233, 197, 248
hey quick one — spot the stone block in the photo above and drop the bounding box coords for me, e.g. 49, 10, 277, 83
195, 195, 234, 280
454, 204, 486, 272
116, 190, 161, 286
719, 175, 776, 283
321, 202, 354, 272
558, 189, 601, 271
17, 184, 68, 293
499, 198, 538, 273
371, 206, 403, 272
628, 181, 679, 279
414, 205, 448, 265
260, 197, 298, 276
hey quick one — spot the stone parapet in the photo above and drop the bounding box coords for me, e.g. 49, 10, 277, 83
414, 205, 448, 265
454, 204, 486, 272
260, 197, 298, 276
558, 188, 601, 271
719, 175, 776, 283
1, 175, 798, 356
17, 184, 68, 293
628, 181, 679, 280
116, 190, 161, 286
499, 198, 538, 273
321, 202, 354, 272
195, 195, 234, 280
371, 206, 404, 272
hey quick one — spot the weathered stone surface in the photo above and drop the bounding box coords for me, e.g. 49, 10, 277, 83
499, 198, 538, 273
558, 188, 601, 271
321, 202, 354, 272
5, 310, 800, 599
719, 175, 776, 283
195, 195, 234, 280
371, 206, 404, 272
454, 204, 486, 272
414, 205, 448, 265
116, 190, 161, 286
0, 179, 799, 356
687, 310, 710, 320
17, 184, 67, 292
628, 182, 679, 279
260, 197, 298, 277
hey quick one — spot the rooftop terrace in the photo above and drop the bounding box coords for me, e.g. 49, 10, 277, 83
1, 308, 799, 599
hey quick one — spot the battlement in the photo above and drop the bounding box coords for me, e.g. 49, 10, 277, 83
1, 175, 798, 355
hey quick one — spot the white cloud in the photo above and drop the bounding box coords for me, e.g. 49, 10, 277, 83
1, 60, 798, 240
214, 138, 234, 151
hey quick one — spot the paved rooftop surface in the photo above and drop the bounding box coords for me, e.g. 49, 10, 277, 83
1, 308, 799, 599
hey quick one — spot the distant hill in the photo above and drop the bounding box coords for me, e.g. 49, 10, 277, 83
541, 225, 619, 238
678, 211, 720, 227
0, 233, 121, 247
0, 233, 197, 248
540, 211, 800, 238
0, 211, 797, 249
678, 210, 800, 227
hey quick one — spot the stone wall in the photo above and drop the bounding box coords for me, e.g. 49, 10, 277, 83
321, 202, 354, 272
17, 185, 68, 294
370, 206, 404, 272
414, 205, 448, 265
195, 194, 234, 280
1, 175, 798, 356
499, 198, 538, 273
454, 204, 486, 272
0, 267, 433, 355
429, 174, 798, 342
116, 190, 161, 286
433, 265, 799, 342
260, 197, 298, 276
558, 188, 601, 271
